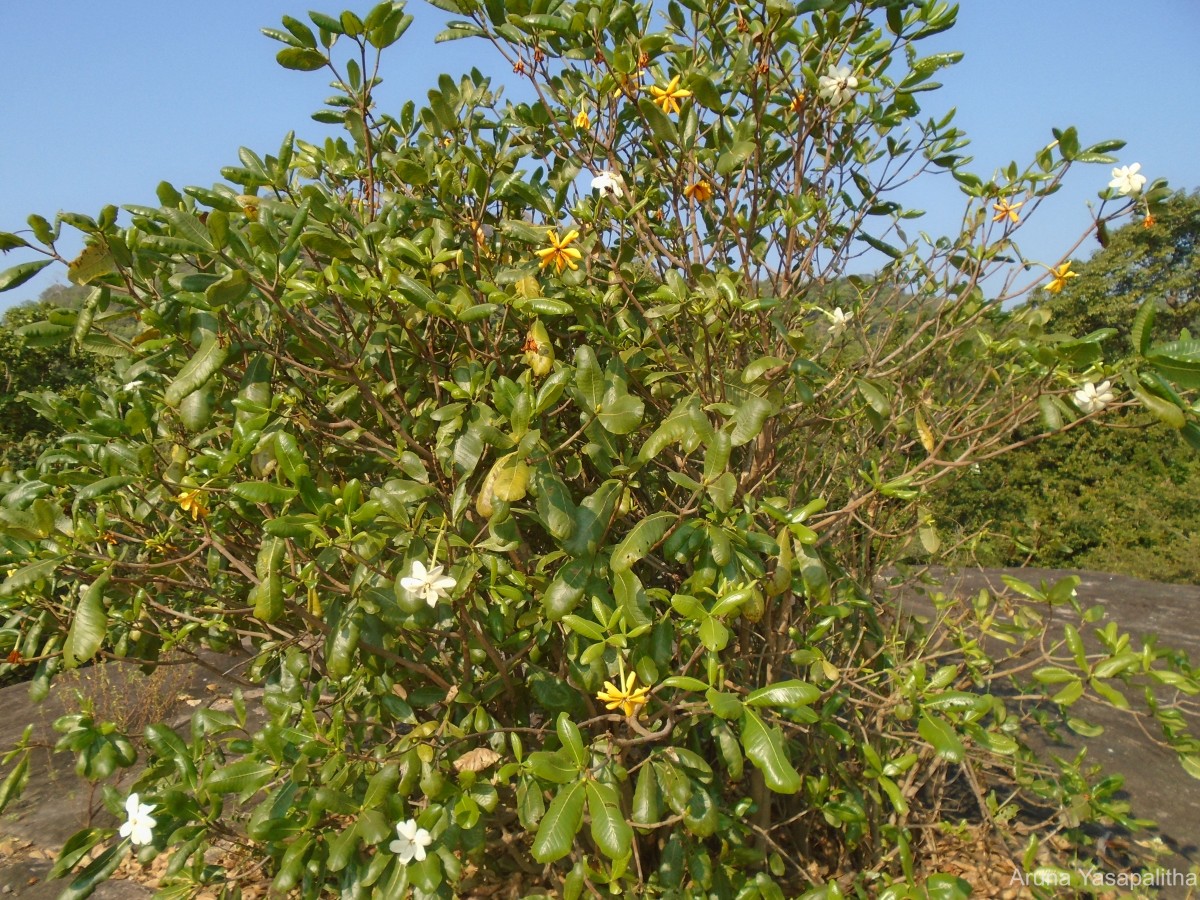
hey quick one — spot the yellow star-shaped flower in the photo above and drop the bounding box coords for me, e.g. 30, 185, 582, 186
535, 229, 582, 274
597, 670, 651, 718
992, 198, 1022, 224
1045, 262, 1078, 294
649, 75, 692, 116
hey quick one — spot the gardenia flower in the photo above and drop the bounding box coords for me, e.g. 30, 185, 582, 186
684, 180, 713, 202
649, 75, 692, 115
597, 670, 651, 718
992, 198, 1022, 224
1108, 163, 1146, 196
590, 170, 623, 199
175, 489, 208, 521
1074, 380, 1114, 415
389, 818, 433, 864
826, 307, 852, 336
817, 64, 858, 107
400, 560, 456, 607
119, 793, 157, 846
1044, 262, 1078, 294
535, 229, 582, 274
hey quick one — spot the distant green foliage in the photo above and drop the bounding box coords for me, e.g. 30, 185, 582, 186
0, 286, 98, 471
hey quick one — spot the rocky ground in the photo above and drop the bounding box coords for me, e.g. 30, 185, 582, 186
0, 568, 1196, 897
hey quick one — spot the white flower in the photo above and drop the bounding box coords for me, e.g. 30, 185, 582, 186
817, 64, 859, 107
389, 818, 433, 864
1074, 380, 1114, 415
590, 170, 623, 199
1108, 163, 1146, 196
400, 560, 456, 607
826, 307, 852, 336
119, 793, 156, 846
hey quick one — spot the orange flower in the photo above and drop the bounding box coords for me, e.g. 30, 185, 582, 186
1044, 262, 1078, 294
992, 198, 1023, 225
650, 75, 692, 115
535, 229, 582, 274
684, 180, 713, 202
1143, 213, 1156, 229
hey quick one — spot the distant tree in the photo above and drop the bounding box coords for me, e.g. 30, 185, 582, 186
0, 287, 99, 471
1038, 190, 1200, 355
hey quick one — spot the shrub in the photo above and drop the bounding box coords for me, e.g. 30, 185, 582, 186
1, 1, 1198, 897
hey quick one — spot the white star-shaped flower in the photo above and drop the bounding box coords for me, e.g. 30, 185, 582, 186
119, 793, 157, 846
590, 170, 624, 199
389, 818, 433, 864
817, 64, 859, 107
399, 560, 456, 607
826, 306, 852, 336
1073, 380, 1114, 415
1108, 164, 1146, 196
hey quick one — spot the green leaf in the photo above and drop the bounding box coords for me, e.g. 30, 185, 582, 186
1131, 298, 1156, 358
57, 843, 126, 900
596, 392, 645, 434
556, 712, 587, 767
610, 513, 674, 573
917, 714, 964, 763
531, 780, 585, 863
740, 709, 800, 793
0, 259, 53, 293
0, 232, 30, 251
745, 680, 821, 708
230, 482, 298, 504
204, 758, 276, 796
716, 140, 755, 177
64, 573, 109, 668
729, 393, 774, 446
164, 336, 229, 407
574, 346, 604, 412
206, 269, 251, 307
1132, 385, 1185, 428
276, 47, 328, 71
585, 780, 632, 860
0, 557, 61, 598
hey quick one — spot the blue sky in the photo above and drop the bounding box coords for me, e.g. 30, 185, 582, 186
2, 1, 1198, 310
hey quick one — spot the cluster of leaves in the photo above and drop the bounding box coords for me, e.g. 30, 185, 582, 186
934, 192, 1200, 581
0, 1, 1197, 898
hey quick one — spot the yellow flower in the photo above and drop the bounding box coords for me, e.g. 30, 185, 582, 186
684, 180, 713, 203
535, 229, 582, 274
175, 489, 208, 521
574, 109, 590, 129
1044, 262, 1078, 294
992, 198, 1022, 224
649, 75, 692, 115
597, 670, 651, 718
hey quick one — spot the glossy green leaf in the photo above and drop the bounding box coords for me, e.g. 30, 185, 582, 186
585, 780, 632, 860
64, 573, 109, 667
917, 714, 965, 762
164, 336, 229, 407
531, 780, 585, 863
0, 259, 53, 293
740, 709, 800, 794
